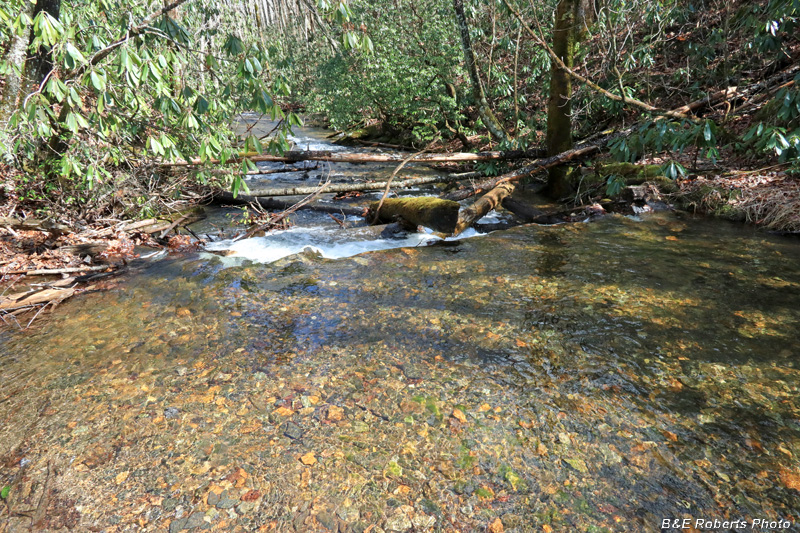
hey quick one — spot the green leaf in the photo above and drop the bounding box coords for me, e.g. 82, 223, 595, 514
149, 136, 164, 156
661, 161, 686, 180
1, 486, 10, 499
90, 71, 106, 92
223, 34, 244, 56
65, 43, 85, 65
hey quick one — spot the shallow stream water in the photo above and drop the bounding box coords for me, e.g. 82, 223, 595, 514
1, 123, 799, 532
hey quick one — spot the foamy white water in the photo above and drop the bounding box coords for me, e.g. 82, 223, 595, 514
205, 225, 484, 264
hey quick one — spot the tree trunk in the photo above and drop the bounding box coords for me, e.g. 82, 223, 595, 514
452, 0, 507, 143
22, 0, 61, 96
243, 173, 469, 198
214, 191, 365, 217
0, 8, 32, 128
546, 0, 592, 198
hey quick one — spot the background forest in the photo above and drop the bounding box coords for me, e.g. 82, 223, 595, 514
0, 0, 798, 228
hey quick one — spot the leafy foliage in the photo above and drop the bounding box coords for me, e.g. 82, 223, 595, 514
0, 0, 299, 214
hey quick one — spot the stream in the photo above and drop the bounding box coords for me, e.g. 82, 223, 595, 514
0, 120, 799, 532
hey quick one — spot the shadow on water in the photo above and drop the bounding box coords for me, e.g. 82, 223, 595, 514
1, 213, 799, 531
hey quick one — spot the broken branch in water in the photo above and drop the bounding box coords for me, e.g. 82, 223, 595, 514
372, 139, 439, 224
234, 177, 333, 241
453, 182, 517, 236
0, 287, 77, 311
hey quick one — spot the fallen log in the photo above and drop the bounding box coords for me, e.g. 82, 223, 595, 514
0, 217, 70, 236
214, 191, 365, 217
208, 166, 315, 176
166, 148, 546, 167
244, 174, 466, 197
453, 183, 517, 236
367, 197, 461, 234
442, 130, 628, 202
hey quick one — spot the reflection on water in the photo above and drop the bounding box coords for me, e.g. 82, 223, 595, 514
1, 213, 799, 531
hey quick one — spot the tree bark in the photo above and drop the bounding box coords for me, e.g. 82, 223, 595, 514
453, 182, 515, 235
213, 191, 365, 217
367, 197, 461, 234
452, 0, 508, 143
0, 5, 32, 128
546, 0, 590, 198
243, 174, 468, 198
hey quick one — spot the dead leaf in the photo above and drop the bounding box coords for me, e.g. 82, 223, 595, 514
488, 517, 504, 533
273, 406, 294, 417
241, 490, 262, 502
300, 452, 317, 466
327, 405, 344, 421
781, 469, 800, 491
451, 409, 467, 423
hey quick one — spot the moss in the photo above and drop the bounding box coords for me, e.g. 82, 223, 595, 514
369, 197, 460, 234
475, 487, 493, 499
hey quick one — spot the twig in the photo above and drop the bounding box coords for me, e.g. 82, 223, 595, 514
24, 303, 50, 330
328, 214, 346, 228
234, 172, 333, 241
372, 139, 440, 224
2, 265, 111, 276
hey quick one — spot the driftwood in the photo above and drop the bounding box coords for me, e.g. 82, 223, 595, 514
3, 265, 112, 276
244, 174, 464, 197
367, 197, 461, 234
93, 209, 205, 238
0, 217, 70, 236
0, 287, 76, 311
167, 148, 547, 167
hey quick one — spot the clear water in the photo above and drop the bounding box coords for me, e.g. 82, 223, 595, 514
0, 123, 799, 532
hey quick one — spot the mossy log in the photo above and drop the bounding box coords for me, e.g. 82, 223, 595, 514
368, 197, 461, 234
